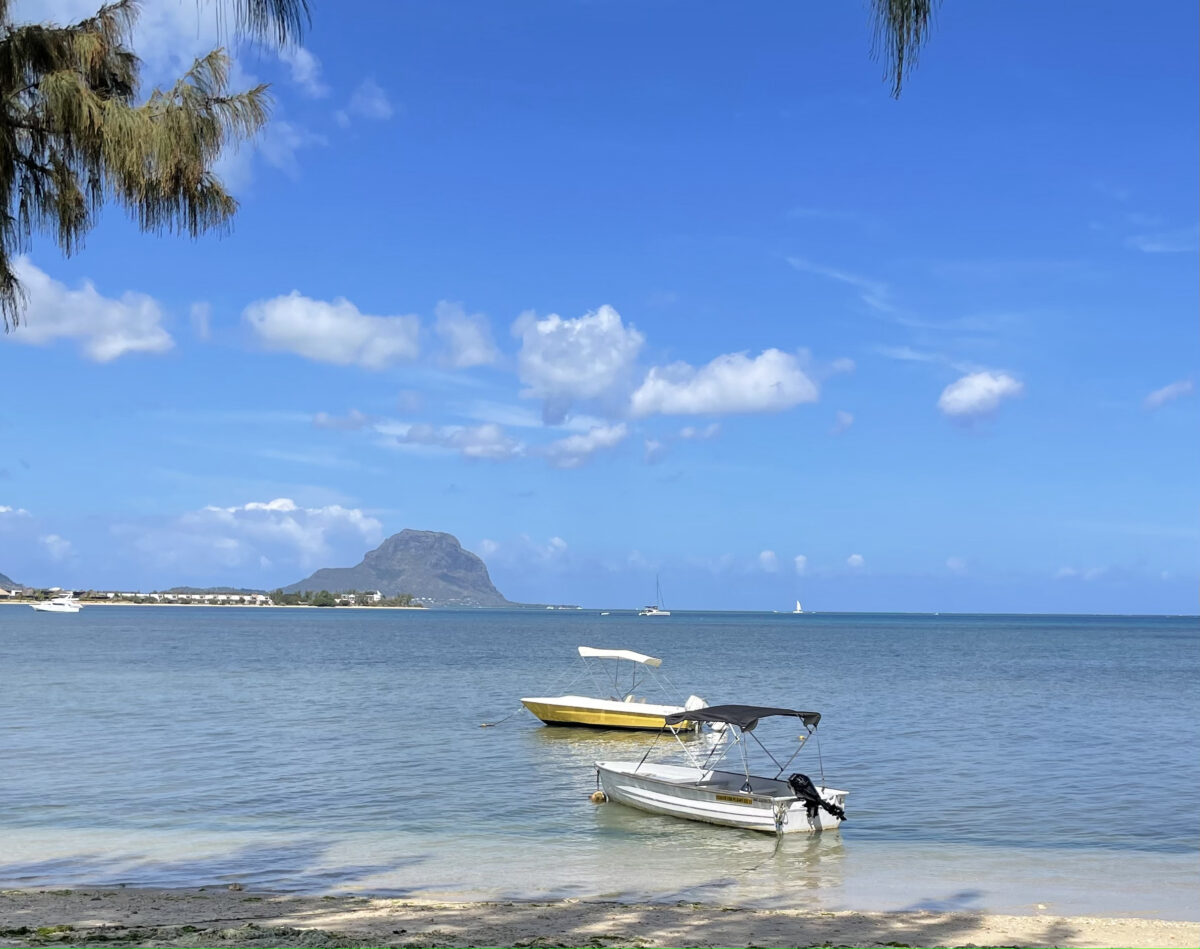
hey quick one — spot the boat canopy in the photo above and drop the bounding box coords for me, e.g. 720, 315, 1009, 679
577, 646, 662, 667
664, 704, 821, 730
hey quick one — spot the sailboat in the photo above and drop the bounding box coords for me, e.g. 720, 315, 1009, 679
792, 599, 804, 614
638, 576, 671, 616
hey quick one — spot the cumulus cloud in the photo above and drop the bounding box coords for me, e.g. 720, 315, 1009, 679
758, 550, 779, 572
794, 555, 808, 575
631, 349, 819, 417
679, 423, 721, 440
831, 410, 854, 434
847, 553, 865, 569
245, 291, 420, 369
434, 301, 499, 368
335, 78, 395, 125
6, 258, 173, 361
938, 371, 1023, 419
278, 45, 328, 97
1, 505, 30, 517
397, 423, 524, 461
1144, 380, 1193, 410
128, 498, 383, 572
544, 423, 629, 469
514, 305, 644, 422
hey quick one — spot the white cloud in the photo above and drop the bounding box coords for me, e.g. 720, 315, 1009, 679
40, 534, 73, 561
313, 409, 373, 430
794, 554, 808, 575
434, 301, 500, 368
631, 349, 819, 417
937, 371, 1023, 418
830, 357, 856, 373
946, 556, 967, 574
1, 505, 30, 517
245, 291, 420, 369
846, 554, 865, 569
1144, 380, 1193, 410
679, 423, 721, 440
336, 78, 395, 125
758, 550, 779, 572
544, 423, 629, 469
514, 305, 644, 422
6, 257, 173, 361
142, 497, 383, 570
643, 438, 666, 465
397, 423, 524, 461
278, 45, 329, 98
831, 410, 854, 434
477, 538, 500, 558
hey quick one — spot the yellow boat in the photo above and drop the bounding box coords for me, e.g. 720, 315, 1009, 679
521, 646, 707, 731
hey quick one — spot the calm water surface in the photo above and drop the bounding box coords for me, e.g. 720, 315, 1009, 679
1, 606, 1196, 918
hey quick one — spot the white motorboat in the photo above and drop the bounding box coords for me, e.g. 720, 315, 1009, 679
521, 646, 706, 731
31, 594, 82, 613
595, 704, 847, 834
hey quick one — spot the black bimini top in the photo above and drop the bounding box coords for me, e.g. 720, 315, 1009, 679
664, 704, 821, 730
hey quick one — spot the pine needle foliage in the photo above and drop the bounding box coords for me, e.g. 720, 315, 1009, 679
0, 0, 308, 329
872, 0, 939, 98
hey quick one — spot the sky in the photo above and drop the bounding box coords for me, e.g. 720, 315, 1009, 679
1, 0, 1196, 613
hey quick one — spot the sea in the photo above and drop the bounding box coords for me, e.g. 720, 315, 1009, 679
1, 606, 1197, 919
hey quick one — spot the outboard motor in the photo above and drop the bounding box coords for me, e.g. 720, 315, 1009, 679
787, 772, 847, 822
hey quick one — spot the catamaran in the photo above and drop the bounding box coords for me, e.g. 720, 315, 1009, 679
638, 576, 671, 616
520, 646, 706, 731
595, 704, 847, 834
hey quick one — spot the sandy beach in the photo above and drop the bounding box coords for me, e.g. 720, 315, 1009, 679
1, 888, 1195, 948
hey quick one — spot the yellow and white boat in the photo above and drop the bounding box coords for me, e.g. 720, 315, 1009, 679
521, 646, 707, 731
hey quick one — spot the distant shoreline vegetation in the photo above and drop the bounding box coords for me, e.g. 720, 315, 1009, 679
1, 588, 425, 608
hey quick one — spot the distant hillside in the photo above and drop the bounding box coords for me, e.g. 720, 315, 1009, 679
284, 529, 510, 607
0, 571, 19, 588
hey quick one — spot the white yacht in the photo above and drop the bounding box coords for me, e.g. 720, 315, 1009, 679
31, 593, 82, 613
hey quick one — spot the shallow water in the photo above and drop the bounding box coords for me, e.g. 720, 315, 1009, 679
1, 606, 1196, 918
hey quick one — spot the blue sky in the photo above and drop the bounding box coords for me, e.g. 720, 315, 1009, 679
1, 0, 1196, 612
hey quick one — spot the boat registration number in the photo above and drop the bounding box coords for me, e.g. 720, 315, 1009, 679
715, 794, 754, 805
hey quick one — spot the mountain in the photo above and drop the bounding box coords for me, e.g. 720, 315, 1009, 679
0, 571, 19, 588
284, 530, 510, 607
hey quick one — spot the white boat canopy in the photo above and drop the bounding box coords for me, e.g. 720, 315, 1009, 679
577, 646, 662, 667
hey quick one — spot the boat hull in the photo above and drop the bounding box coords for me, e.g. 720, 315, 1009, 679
30, 603, 81, 613
521, 696, 696, 731
595, 761, 846, 833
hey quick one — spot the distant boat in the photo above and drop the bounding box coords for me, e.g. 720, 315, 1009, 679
638, 576, 671, 616
31, 594, 82, 614
792, 600, 804, 614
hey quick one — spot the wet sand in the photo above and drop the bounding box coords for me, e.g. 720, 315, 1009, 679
1, 888, 1196, 948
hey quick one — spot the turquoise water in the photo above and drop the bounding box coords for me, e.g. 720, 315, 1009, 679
1, 606, 1197, 918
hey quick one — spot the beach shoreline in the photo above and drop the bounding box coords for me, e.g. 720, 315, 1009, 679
0, 888, 1196, 948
